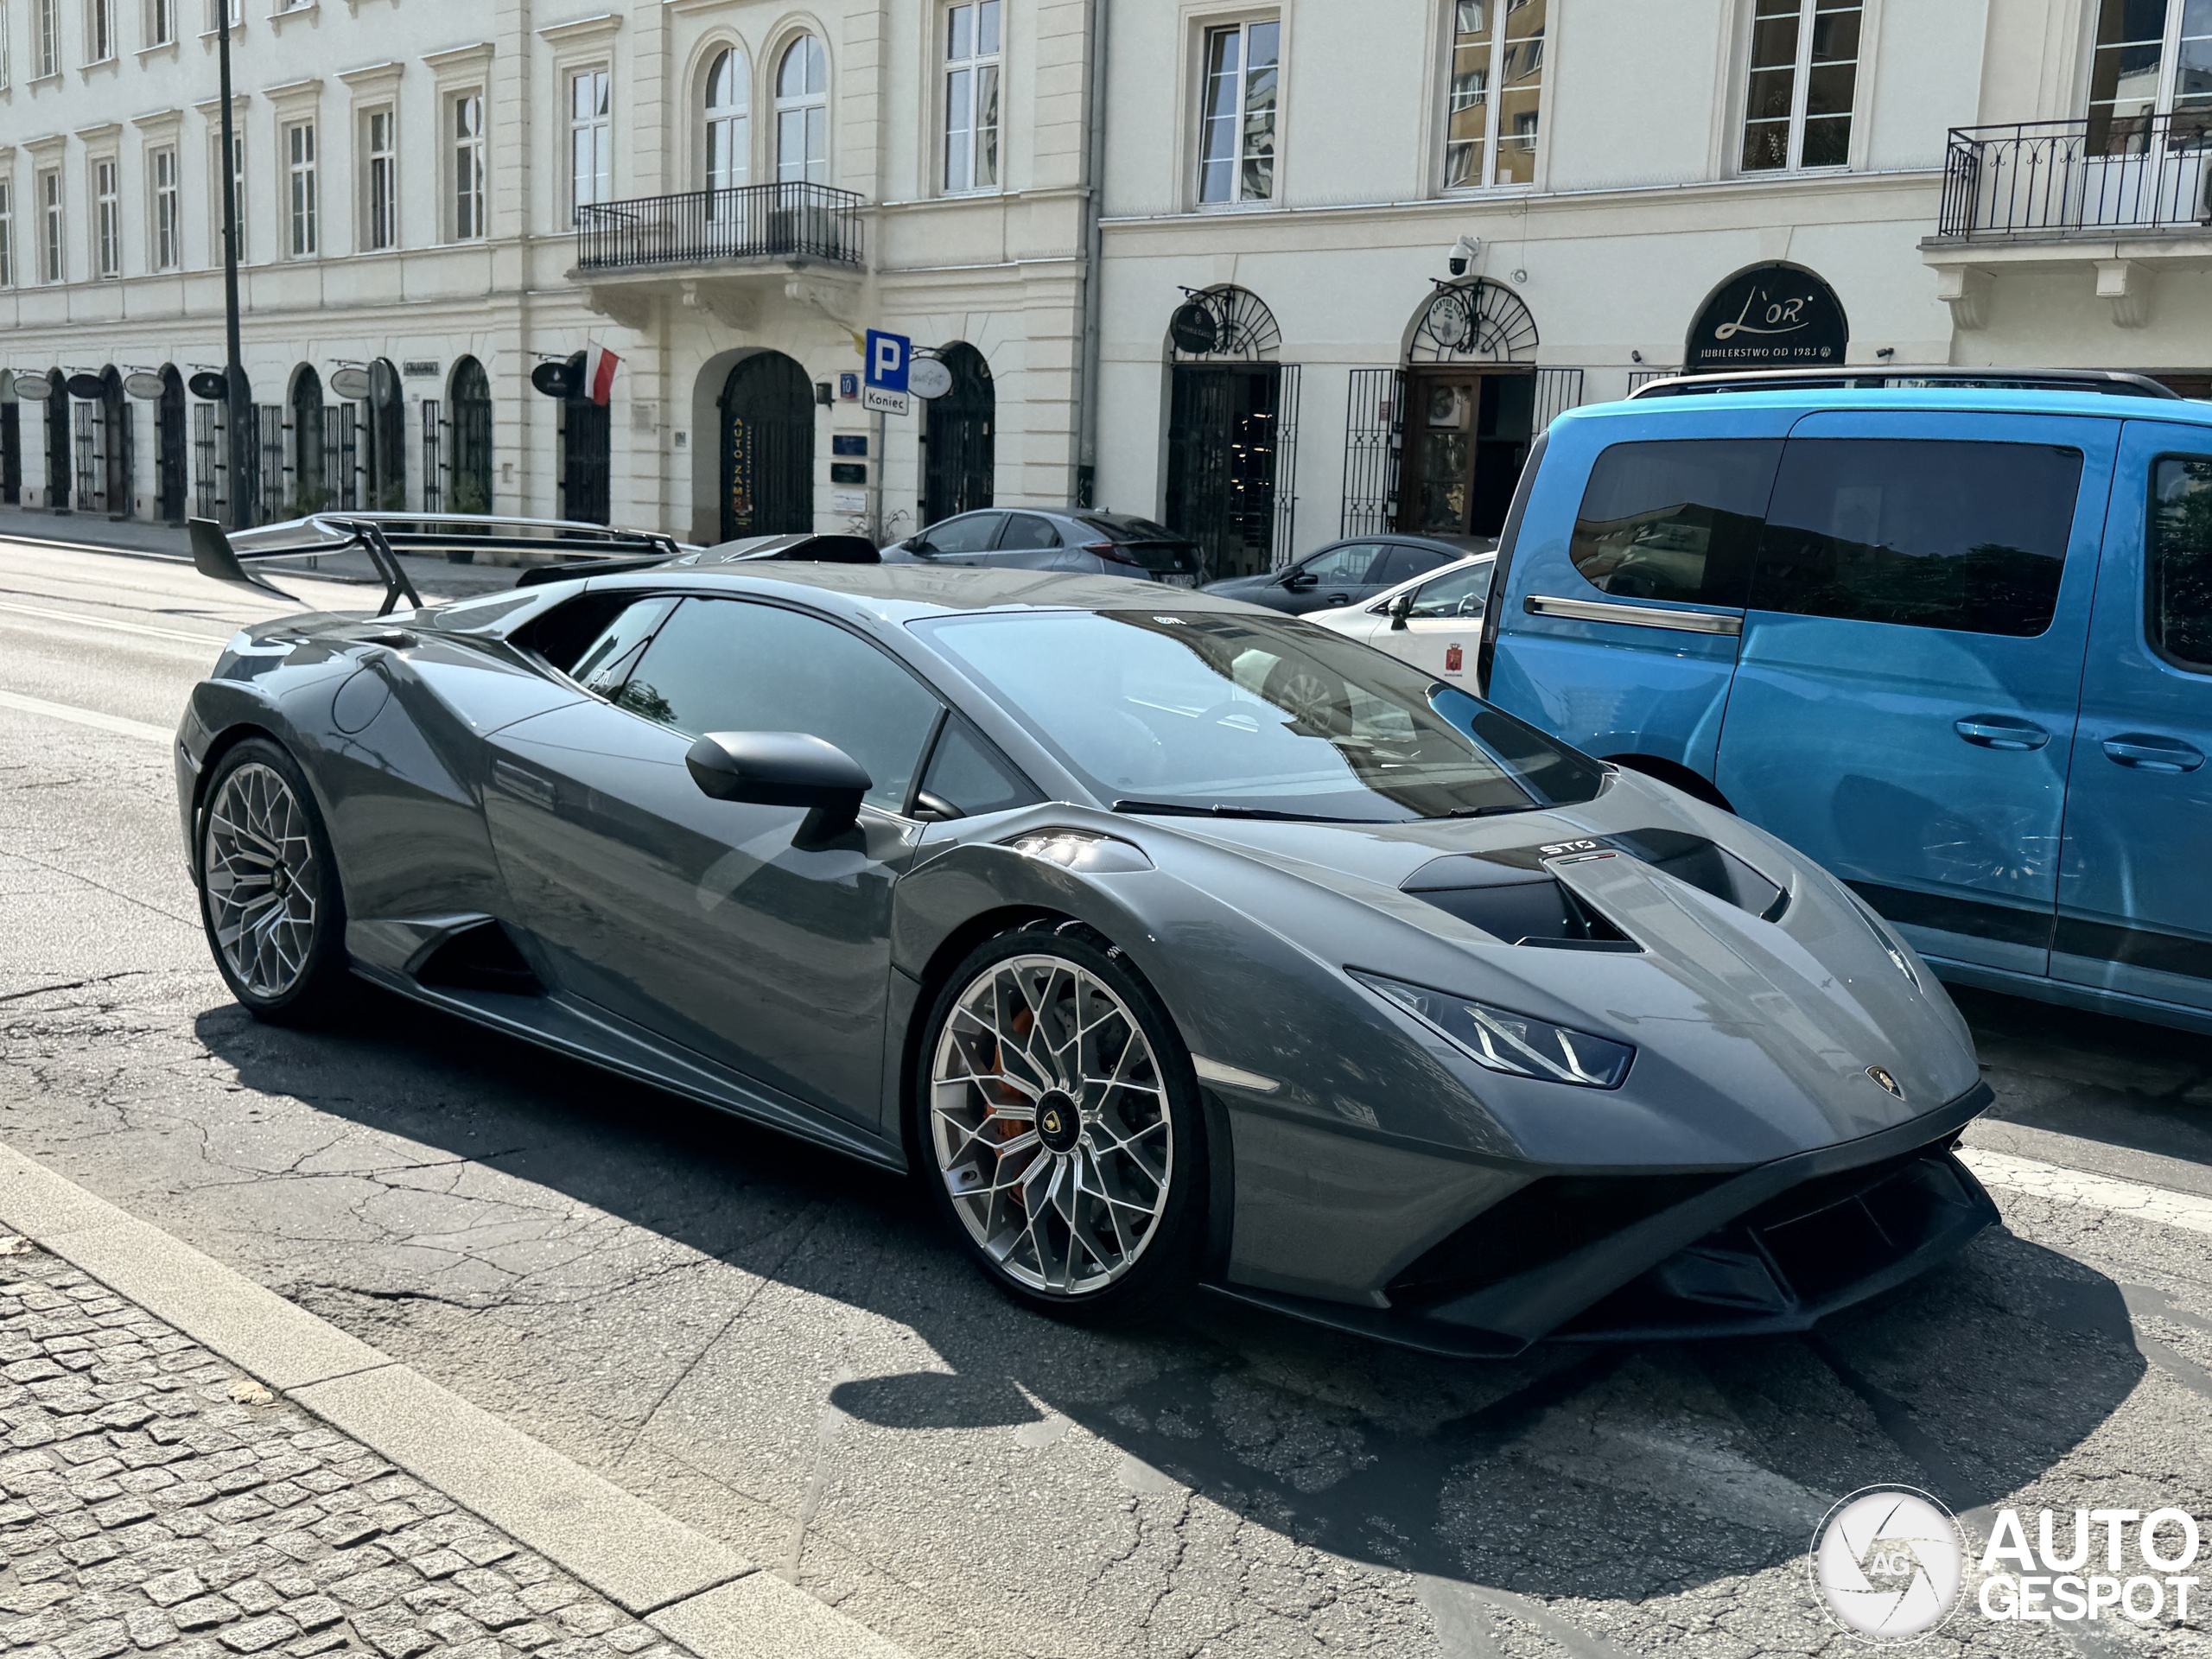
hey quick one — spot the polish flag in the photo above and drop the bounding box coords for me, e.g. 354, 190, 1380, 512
582, 342, 620, 406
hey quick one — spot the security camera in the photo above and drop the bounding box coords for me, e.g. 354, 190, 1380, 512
1446, 235, 1481, 278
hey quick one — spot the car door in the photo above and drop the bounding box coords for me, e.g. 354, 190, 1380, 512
1713, 411, 2117, 980
984, 512, 1065, 571
2053, 421, 2212, 1014
1377, 557, 1495, 680
484, 594, 944, 1132
1278, 542, 1387, 613
910, 512, 1006, 565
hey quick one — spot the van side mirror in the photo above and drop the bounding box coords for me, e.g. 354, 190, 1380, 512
686, 731, 872, 842
1389, 592, 1415, 632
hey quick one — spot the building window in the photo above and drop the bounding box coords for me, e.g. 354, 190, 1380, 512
36, 0, 57, 77
38, 168, 61, 283
704, 47, 749, 191
1198, 19, 1279, 204
944, 2, 1000, 194
0, 182, 14, 287
2088, 0, 2212, 152
1741, 0, 1859, 171
203, 0, 235, 29
285, 121, 316, 255
151, 144, 178, 270
0, 0, 11, 87
1444, 0, 1546, 188
452, 91, 486, 239
92, 158, 118, 277
213, 130, 246, 263
147, 0, 171, 45
569, 68, 611, 220
87, 0, 112, 60
363, 106, 397, 250
776, 34, 828, 184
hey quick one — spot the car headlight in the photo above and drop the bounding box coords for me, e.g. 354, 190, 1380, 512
1350, 969, 1634, 1089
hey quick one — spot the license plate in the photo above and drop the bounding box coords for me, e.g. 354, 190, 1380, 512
1160, 573, 1198, 588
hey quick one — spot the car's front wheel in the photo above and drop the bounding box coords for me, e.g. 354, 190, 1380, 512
194, 737, 350, 1024
915, 924, 1206, 1321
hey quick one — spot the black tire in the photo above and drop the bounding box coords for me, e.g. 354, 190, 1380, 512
912, 920, 1208, 1324
194, 737, 351, 1026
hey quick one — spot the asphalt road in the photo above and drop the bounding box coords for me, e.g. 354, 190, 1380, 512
1, 528, 2209, 1658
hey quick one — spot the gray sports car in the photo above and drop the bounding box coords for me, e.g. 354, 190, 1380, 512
175, 520, 1996, 1355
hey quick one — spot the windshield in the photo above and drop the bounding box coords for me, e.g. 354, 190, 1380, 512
918, 609, 1605, 820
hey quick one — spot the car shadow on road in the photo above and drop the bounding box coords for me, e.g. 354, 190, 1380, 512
194, 988, 2149, 1606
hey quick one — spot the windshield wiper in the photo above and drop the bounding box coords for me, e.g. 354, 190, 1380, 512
1439, 801, 1542, 818
1111, 799, 1385, 824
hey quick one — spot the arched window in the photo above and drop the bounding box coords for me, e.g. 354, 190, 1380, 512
704, 48, 750, 193
776, 35, 828, 184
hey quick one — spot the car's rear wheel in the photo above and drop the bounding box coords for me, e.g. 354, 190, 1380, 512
916, 925, 1205, 1321
194, 738, 350, 1024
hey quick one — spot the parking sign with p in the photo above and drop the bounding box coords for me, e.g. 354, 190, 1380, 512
863, 329, 912, 415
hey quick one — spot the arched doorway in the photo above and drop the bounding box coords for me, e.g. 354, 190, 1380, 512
290, 366, 326, 513
1164, 285, 1297, 580
922, 343, 993, 525
448, 356, 493, 514
716, 351, 813, 539
45, 372, 70, 512
156, 366, 187, 524
0, 372, 20, 507
366, 359, 405, 509
97, 366, 131, 518
1398, 280, 1538, 538
559, 353, 611, 525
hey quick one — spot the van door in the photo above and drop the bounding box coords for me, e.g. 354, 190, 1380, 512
2053, 423, 2212, 1014
1712, 412, 2116, 979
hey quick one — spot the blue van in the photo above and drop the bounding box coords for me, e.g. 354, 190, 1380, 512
1479, 380, 2212, 1034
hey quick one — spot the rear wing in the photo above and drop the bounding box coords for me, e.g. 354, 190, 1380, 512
188, 513, 686, 615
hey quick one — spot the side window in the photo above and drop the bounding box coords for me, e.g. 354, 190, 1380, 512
1751, 440, 2082, 637
915, 512, 1003, 555
1569, 439, 1780, 607
568, 596, 678, 691
1301, 543, 1382, 583
1371, 545, 1450, 587
918, 718, 1041, 818
615, 600, 943, 811
2148, 457, 2212, 671
1409, 561, 1493, 618
998, 513, 1061, 550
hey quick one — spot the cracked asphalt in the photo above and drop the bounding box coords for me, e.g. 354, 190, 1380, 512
2, 531, 2210, 1657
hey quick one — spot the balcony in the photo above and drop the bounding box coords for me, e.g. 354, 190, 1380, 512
575, 181, 865, 272
1923, 115, 2212, 332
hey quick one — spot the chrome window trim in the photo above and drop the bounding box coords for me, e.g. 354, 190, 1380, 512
1523, 594, 1744, 636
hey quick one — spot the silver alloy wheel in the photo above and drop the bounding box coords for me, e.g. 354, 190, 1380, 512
930, 953, 1173, 1295
202, 762, 321, 1000
1273, 664, 1346, 730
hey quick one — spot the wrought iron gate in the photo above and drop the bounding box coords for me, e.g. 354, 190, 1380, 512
922, 345, 994, 525
1340, 367, 1404, 538
0, 404, 18, 506
157, 378, 187, 523
192, 403, 219, 520
1164, 362, 1300, 581
420, 399, 443, 513
561, 399, 612, 524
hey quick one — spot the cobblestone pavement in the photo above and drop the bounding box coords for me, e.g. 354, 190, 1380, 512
0, 1246, 684, 1659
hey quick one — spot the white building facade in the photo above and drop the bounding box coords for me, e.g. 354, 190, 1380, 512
0, 1, 2207, 565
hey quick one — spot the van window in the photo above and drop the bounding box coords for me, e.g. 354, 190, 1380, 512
1751, 440, 2082, 638
2150, 457, 2212, 671
1568, 440, 1779, 607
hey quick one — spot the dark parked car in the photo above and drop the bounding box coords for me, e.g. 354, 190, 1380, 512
1205, 534, 1489, 614
883, 510, 1202, 584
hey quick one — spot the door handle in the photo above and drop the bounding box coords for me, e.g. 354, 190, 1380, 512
1326, 593, 1351, 606
2102, 734, 2206, 772
1954, 715, 2050, 751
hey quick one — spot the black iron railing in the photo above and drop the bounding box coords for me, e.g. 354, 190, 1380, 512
575, 182, 865, 271
1940, 114, 2212, 237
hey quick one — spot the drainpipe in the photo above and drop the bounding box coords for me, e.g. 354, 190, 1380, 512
1074, 0, 1109, 509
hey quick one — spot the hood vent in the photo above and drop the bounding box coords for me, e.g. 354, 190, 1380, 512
1608, 829, 1788, 922
1402, 858, 1637, 951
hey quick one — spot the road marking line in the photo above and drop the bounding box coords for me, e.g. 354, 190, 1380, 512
0, 689, 174, 746
1959, 1146, 2212, 1237
0, 598, 229, 645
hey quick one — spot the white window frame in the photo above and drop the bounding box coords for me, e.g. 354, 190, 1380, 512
92, 156, 119, 276
0, 1, 12, 88
2087, 0, 2212, 137
1195, 16, 1280, 206
702, 45, 750, 193
1738, 0, 1861, 173
35, 0, 58, 78
568, 66, 611, 222
203, 0, 236, 29
450, 88, 486, 240
774, 33, 828, 185
86, 0, 113, 62
37, 167, 61, 282
942, 2, 1001, 195
284, 118, 315, 256
0, 182, 14, 288
149, 143, 178, 270
145, 0, 173, 46
362, 104, 397, 251
1441, 0, 1547, 192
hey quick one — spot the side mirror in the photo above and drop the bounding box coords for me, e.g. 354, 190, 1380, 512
1284, 569, 1317, 591
1389, 592, 1415, 632
686, 731, 872, 841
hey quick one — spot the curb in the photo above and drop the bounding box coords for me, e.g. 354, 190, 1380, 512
0, 1142, 908, 1659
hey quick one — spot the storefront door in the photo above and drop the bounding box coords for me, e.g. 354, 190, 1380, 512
1398, 367, 1534, 538
1166, 363, 1283, 580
